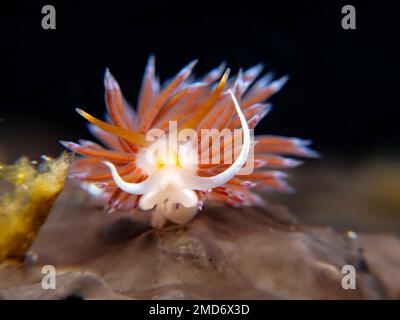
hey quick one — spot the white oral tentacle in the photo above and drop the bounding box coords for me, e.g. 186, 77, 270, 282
182, 90, 251, 190
103, 161, 154, 194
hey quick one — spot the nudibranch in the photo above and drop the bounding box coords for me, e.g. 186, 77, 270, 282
61, 56, 317, 228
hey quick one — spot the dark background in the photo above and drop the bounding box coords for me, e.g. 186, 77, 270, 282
0, 0, 399, 161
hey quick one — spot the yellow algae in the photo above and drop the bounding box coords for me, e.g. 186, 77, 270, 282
0, 152, 72, 264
